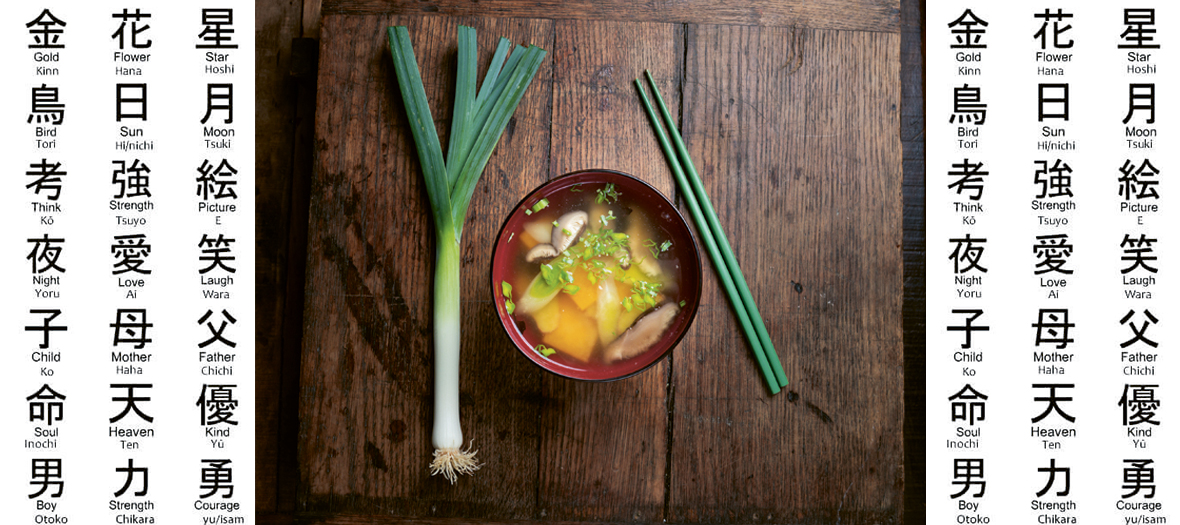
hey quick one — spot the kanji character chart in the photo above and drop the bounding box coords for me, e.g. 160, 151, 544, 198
929, 2, 1173, 524
1, 3, 254, 524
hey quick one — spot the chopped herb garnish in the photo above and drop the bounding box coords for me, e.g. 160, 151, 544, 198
596, 183, 621, 204
501, 281, 515, 314
563, 284, 580, 295
642, 238, 672, 258
531, 198, 550, 214
627, 278, 663, 311
569, 184, 584, 193
679, 300, 686, 308
525, 209, 531, 215
644, 239, 659, 258
534, 344, 556, 357
552, 220, 560, 229
599, 210, 616, 227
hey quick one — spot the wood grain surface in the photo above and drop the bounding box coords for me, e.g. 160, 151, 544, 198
670, 24, 901, 524
297, 8, 903, 523
249, 0, 921, 520
322, 0, 900, 33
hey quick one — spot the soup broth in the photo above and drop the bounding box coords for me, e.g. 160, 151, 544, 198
499, 181, 687, 371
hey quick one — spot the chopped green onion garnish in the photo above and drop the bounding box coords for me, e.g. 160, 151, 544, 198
535, 344, 556, 357
563, 284, 580, 295
679, 300, 686, 308
501, 281, 513, 297
531, 198, 550, 213
599, 210, 617, 227
660, 240, 673, 252
596, 183, 621, 203
505, 299, 515, 315
570, 184, 583, 192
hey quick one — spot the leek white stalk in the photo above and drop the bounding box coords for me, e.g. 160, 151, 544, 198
387, 25, 546, 483
429, 229, 477, 480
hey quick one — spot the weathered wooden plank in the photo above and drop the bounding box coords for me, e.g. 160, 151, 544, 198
304, 0, 325, 38
257, 0, 307, 513
900, 0, 925, 521
322, 0, 900, 33
535, 19, 683, 523
670, 24, 902, 523
296, 516, 635, 525
300, 13, 554, 518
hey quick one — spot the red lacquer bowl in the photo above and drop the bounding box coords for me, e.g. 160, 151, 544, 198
490, 169, 702, 381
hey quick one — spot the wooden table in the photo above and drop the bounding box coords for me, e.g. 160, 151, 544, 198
255, 1, 924, 523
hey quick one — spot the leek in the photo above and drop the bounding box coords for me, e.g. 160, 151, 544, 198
387, 25, 546, 483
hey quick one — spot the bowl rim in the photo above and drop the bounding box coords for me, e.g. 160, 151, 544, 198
489, 168, 703, 381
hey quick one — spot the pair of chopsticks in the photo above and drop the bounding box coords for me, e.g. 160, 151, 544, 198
634, 71, 789, 394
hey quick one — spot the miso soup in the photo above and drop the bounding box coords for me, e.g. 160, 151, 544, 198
498, 180, 690, 372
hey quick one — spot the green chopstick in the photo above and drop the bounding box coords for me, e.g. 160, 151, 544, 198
642, 71, 788, 389
635, 78, 782, 395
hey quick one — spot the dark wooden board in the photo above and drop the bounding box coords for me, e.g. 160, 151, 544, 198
669, 24, 902, 523
256, 0, 308, 514
297, 8, 902, 525
322, 0, 900, 33
899, 0, 925, 523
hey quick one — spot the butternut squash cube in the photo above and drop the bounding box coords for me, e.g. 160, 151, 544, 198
542, 306, 597, 362
568, 266, 598, 311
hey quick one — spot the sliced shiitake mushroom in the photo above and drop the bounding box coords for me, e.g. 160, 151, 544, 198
525, 243, 559, 263
551, 211, 588, 253
604, 303, 679, 364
